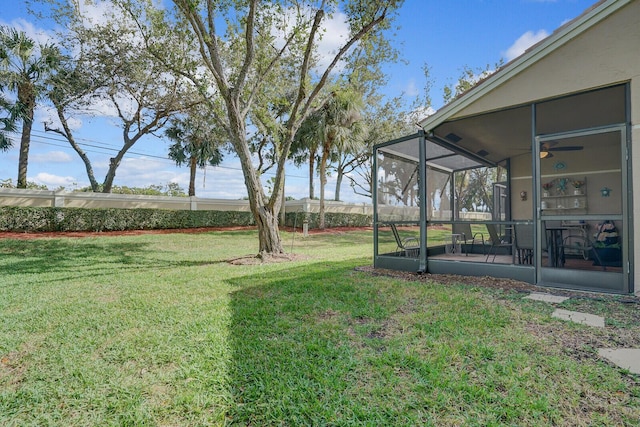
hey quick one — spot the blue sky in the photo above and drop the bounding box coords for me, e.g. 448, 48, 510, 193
0, 0, 593, 201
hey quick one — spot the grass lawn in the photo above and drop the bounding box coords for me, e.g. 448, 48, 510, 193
0, 229, 638, 426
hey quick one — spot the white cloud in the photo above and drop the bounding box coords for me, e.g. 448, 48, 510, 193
196, 166, 248, 199
270, 6, 351, 74
31, 172, 78, 188
76, 0, 125, 28
503, 29, 549, 62
0, 18, 57, 47
31, 151, 73, 163
403, 79, 420, 97
37, 106, 85, 131
315, 12, 351, 72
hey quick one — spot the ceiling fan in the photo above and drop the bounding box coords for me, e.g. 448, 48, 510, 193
539, 141, 583, 159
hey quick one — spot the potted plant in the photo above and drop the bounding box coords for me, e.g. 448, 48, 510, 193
542, 182, 553, 197
572, 180, 585, 195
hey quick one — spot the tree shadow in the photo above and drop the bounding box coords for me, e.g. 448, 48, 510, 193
225, 259, 388, 424
0, 239, 226, 287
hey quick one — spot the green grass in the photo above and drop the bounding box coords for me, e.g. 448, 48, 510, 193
0, 229, 638, 426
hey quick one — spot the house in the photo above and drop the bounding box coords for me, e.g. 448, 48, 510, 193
373, 0, 639, 294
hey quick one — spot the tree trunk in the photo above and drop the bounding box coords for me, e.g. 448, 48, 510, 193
246, 174, 284, 255
102, 157, 121, 193
229, 115, 285, 255
189, 156, 197, 196
279, 174, 286, 225
51, 104, 100, 191
308, 152, 315, 199
334, 168, 343, 201
16, 83, 35, 189
102, 132, 137, 193
255, 204, 283, 254
319, 144, 330, 229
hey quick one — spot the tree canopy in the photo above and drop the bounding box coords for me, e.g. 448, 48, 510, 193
141, 0, 404, 254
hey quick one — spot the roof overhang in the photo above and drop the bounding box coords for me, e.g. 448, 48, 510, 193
375, 131, 495, 174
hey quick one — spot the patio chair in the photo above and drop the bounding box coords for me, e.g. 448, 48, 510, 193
514, 223, 549, 265
514, 223, 533, 264
389, 223, 420, 258
485, 223, 513, 262
452, 223, 485, 256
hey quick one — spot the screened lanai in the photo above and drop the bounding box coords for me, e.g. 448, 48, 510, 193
373, 83, 631, 293
373, 131, 524, 279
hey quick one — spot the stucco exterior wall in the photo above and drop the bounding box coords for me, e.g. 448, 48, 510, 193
632, 78, 640, 295
449, 0, 639, 293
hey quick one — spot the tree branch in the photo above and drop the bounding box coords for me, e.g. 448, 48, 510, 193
235, 0, 257, 98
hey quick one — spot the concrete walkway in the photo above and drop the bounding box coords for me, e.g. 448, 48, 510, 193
551, 308, 605, 327
524, 292, 569, 304
523, 292, 640, 375
597, 349, 640, 374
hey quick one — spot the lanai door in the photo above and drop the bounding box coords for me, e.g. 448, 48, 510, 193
535, 125, 629, 293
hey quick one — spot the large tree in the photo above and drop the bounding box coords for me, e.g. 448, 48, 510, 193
138, 0, 403, 255
0, 26, 60, 188
43, 4, 199, 193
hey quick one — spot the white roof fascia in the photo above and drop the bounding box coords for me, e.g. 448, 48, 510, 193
419, 0, 632, 132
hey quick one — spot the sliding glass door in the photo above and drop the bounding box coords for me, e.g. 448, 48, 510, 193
535, 125, 629, 292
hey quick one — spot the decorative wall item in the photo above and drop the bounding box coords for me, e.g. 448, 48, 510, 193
556, 178, 569, 195
600, 187, 611, 197
541, 176, 587, 212
520, 190, 527, 201
572, 180, 585, 195
553, 161, 566, 171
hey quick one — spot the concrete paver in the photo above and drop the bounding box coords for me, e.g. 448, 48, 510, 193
524, 292, 569, 304
597, 348, 640, 374
551, 309, 605, 327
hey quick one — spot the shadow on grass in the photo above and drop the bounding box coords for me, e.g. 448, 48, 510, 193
225, 259, 396, 425
224, 258, 640, 426
0, 239, 157, 276
0, 238, 220, 281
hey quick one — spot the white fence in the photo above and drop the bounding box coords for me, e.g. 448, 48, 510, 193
0, 188, 491, 221
0, 188, 372, 216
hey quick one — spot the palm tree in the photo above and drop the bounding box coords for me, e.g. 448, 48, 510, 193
0, 27, 60, 188
165, 116, 224, 196
297, 88, 365, 228
291, 116, 321, 199
0, 94, 18, 152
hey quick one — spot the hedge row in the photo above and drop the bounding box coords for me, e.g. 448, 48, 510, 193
0, 207, 255, 232
283, 211, 372, 229
0, 207, 372, 232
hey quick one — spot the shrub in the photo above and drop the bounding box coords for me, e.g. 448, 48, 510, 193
284, 211, 372, 229
0, 207, 255, 232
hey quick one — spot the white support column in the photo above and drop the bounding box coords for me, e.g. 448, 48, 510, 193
53, 191, 65, 207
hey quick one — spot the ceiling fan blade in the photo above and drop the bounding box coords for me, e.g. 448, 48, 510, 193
549, 146, 583, 151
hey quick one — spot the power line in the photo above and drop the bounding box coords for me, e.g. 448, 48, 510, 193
6, 129, 309, 179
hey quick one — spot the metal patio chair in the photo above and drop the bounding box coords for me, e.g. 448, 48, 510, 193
389, 223, 420, 258
485, 223, 513, 262
452, 223, 485, 256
